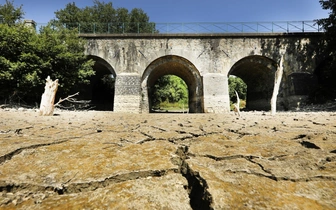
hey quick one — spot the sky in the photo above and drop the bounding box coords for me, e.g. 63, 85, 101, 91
6, 0, 330, 24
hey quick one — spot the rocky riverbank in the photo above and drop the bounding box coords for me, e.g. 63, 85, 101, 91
0, 109, 335, 209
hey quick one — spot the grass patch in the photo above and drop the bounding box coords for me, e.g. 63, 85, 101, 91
230, 100, 246, 111
154, 101, 189, 111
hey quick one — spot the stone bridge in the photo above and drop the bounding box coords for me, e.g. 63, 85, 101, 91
80, 33, 323, 113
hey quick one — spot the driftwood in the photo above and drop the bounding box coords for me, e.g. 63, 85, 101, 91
39, 76, 79, 116
54, 92, 79, 107
271, 54, 284, 116
39, 76, 59, 116
233, 90, 241, 117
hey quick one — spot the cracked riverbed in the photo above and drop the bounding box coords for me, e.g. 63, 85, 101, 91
0, 110, 336, 209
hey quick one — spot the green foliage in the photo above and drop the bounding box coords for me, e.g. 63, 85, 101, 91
228, 76, 247, 102
318, 0, 336, 49
151, 75, 188, 109
53, 0, 156, 33
0, 0, 24, 25
315, 0, 336, 100
0, 23, 95, 103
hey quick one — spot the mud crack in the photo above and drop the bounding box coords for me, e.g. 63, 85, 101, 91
0, 131, 98, 165
174, 146, 213, 210
202, 154, 336, 182
0, 169, 176, 196
0, 140, 68, 165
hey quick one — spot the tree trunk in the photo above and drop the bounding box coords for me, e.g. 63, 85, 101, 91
234, 90, 241, 117
39, 76, 59, 116
271, 55, 284, 116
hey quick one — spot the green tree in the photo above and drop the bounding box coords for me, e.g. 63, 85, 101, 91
0, 23, 95, 104
114, 8, 129, 33
0, 24, 36, 101
53, 0, 155, 33
316, 0, 336, 100
37, 25, 95, 96
129, 8, 154, 33
0, 0, 24, 25
54, 2, 82, 30
151, 75, 188, 109
228, 76, 247, 102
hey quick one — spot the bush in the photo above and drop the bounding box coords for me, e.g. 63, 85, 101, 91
228, 76, 247, 103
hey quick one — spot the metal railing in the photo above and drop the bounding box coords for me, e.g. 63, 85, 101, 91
35, 21, 322, 34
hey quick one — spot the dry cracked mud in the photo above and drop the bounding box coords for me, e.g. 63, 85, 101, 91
0, 109, 335, 209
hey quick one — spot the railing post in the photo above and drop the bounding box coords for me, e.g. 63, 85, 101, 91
78, 23, 80, 34
138, 22, 140, 33
122, 22, 125, 34
302, 21, 304, 32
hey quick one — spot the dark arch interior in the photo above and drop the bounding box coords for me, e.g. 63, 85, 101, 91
228, 56, 277, 111
77, 56, 116, 111
145, 56, 204, 113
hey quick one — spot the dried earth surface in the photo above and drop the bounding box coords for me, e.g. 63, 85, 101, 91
0, 108, 336, 209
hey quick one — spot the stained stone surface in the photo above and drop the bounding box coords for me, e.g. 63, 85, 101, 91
0, 109, 335, 209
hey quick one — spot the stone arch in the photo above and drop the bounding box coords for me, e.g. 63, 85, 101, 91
228, 55, 277, 111
141, 55, 204, 113
79, 55, 116, 110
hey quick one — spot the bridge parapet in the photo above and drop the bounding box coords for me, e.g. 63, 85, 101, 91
79, 32, 323, 39
35, 21, 322, 35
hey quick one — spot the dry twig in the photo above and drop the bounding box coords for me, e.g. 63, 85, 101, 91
54, 92, 79, 107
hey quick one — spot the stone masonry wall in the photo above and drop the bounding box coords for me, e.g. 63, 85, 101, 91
83, 33, 322, 113
114, 73, 141, 113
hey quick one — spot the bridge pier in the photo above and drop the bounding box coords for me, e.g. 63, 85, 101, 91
203, 73, 230, 113
114, 73, 141, 113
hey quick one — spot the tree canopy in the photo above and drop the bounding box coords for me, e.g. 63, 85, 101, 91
0, 23, 95, 104
316, 0, 336, 100
54, 0, 155, 33
0, 1, 95, 105
0, 0, 24, 25
151, 75, 188, 109
228, 76, 247, 103
0, 0, 158, 106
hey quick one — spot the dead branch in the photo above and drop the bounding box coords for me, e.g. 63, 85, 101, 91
54, 92, 79, 107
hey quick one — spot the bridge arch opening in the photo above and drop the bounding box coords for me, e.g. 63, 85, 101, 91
228, 55, 277, 111
151, 75, 189, 113
78, 55, 116, 110
141, 55, 204, 113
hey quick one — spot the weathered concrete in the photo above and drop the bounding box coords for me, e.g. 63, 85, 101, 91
82, 33, 323, 113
